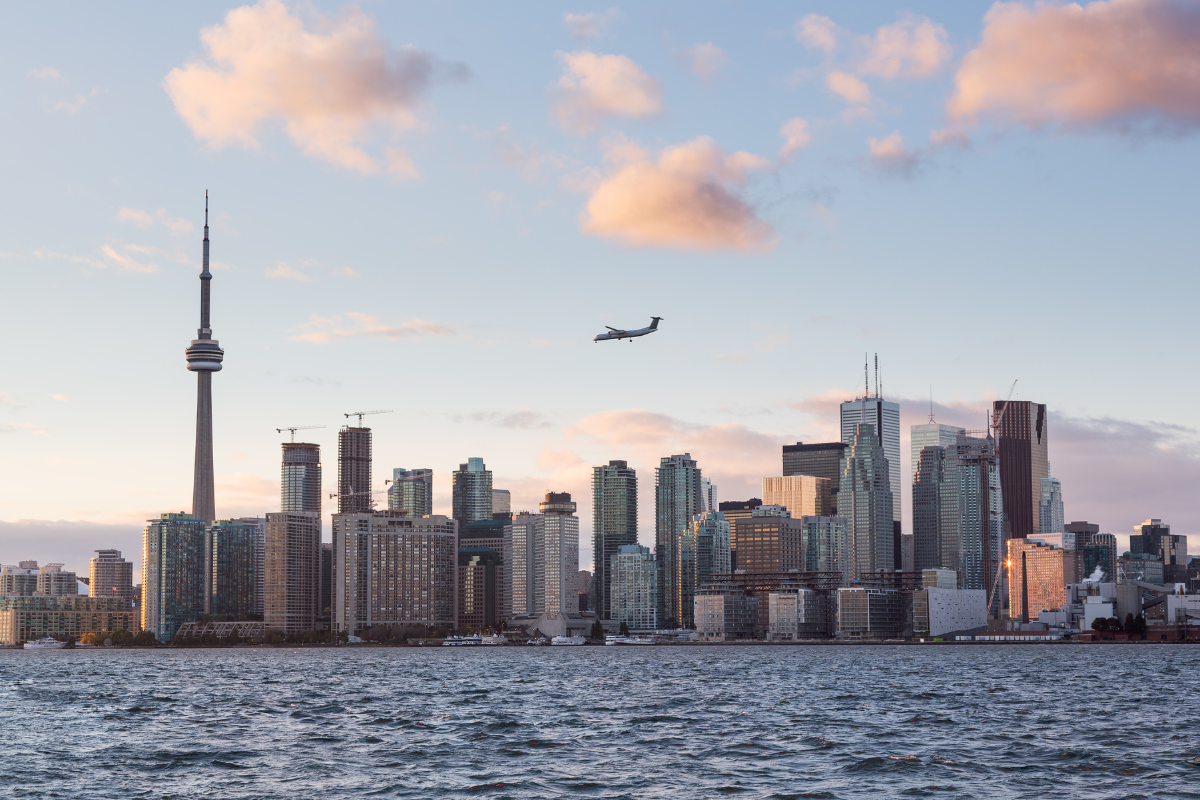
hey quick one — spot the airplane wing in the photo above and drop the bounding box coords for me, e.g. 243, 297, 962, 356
605, 326, 621, 332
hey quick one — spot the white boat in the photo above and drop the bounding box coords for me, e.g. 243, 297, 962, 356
443, 635, 484, 646
481, 635, 505, 646
23, 638, 66, 650
550, 634, 587, 646
606, 636, 655, 646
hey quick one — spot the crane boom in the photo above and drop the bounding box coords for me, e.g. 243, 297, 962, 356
276, 424, 325, 443
344, 409, 394, 426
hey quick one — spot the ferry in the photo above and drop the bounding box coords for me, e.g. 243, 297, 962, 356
443, 635, 484, 646
550, 634, 587, 646
481, 635, 506, 646
23, 638, 67, 650
605, 635, 655, 646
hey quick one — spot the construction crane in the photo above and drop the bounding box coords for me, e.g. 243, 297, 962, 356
328, 485, 389, 509
986, 379, 1018, 616
344, 409, 393, 426
276, 424, 325, 442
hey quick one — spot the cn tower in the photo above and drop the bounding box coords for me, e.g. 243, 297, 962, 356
185, 192, 223, 523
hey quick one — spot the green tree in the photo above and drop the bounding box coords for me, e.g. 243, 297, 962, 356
1107, 616, 1122, 631
619, 621, 630, 637
1125, 613, 1135, 632
1091, 617, 1109, 632
591, 620, 605, 641
132, 630, 158, 646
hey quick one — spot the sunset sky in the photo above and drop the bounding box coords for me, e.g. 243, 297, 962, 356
3, 0, 1199, 580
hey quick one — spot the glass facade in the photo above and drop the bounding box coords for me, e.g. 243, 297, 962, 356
389, 468, 433, 517
534, 493, 579, 617
799, 516, 849, 579
994, 400, 1049, 538
610, 544, 657, 631
656, 454, 703, 629
592, 460, 638, 620
839, 424, 895, 578
909, 423, 964, 481
835, 587, 905, 639
781, 442, 847, 508
731, 510, 805, 575
1038, 477, 1064, 535
1007, 538, 1070, 622
281, 443, 322, 514
761, 475, 832, 518
337, 428, 373, 515
839, 399, 901, 528
142, 513, 207, 641
264, 511, 321, 634
508, 513, 536, 616
206, 520, 257, 618
677, 510, 731, 628
452, 458, 493, 525
458, 547, 501, 629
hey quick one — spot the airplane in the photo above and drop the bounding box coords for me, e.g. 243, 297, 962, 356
593, 317, 663, 343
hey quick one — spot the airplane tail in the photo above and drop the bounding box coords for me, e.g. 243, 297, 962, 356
650, 317, 662, 330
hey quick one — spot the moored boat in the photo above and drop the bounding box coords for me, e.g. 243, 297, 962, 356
23, 638, 66, 650
550, 634, 587, 646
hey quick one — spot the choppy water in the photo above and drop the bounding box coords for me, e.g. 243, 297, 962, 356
1, 645, 1197, 799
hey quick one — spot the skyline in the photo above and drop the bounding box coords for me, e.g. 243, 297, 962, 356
3, 0, 1200, 579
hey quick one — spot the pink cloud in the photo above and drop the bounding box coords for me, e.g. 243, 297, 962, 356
778, 117, 813, 161
826, 70, 871, 105
866, 131, 923, 176
678, 43, 729, 83
290, 312, 456, 343
552, 51, 663, 135
164, 0, 461, 173
949, 0, 1200, 131
859, 14, 952, 80
580, 136, 774, 251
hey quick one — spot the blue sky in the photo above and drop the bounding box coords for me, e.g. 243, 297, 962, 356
3, 0, 1199, 579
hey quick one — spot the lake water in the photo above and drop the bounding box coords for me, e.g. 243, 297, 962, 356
1, 645, 1197, 798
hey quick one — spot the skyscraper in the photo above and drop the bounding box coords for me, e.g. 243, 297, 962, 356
912, 445, 956, 575
509, 512, 536, 616
840, 423, 895, 578
90, 550, 134, 607
236, 516, 267, 616
185, 195, 223, 524
910, 422, 964, 479
1131, 519, 1188, 584
699, 477, 718, 512
388, 468, 433, 517
592, 460, 638, 620
492, 489, 511, 517
782, 442, 847, 511
282, 443, 322, 514
332, 511, 457, 636
800, 516, 849, 579
656, 454, 703, 628
142, 512, 207, 641
264, 511, 321, 634
840, 397, 901, 566
1007, 538, 1070, 623
761, 475, 832, 519
206, 519, 258, 618
678, 510, 731, 628
1038, 476, 1064, 536
994, 399, 1048, 538
534, 493, 580, 618
338, 427, 372, 514
610, 544, 657, 631
452, 457, 493, 525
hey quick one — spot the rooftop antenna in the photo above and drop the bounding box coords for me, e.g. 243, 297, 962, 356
928, 386, 935, 423
861, 354, 868, 425
874, 353, 879, 399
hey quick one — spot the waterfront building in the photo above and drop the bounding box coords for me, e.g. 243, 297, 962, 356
492, 489, 511, 517
782, 442, 847, 512
319, 542, 333, 627
694, 590, 759, 641
1007, 538, 1071, 623
332, 511, 457, 636
732, 506, 805, 575
461, 518, 509, 619
205, 520, 257, 618
185, 198, 223, 524
677, 510, 731, 628
993, 399, 1049, 538
458, 547, 502, 630
840, 423, 895, 579
388, 468, 433, 517
142, 513, 207, 641
835, 587, 905, 639
910, 423, 964, 480
264, 511, 321, 634
656, 454, 704, 629
1131, 519, 1189, 584
89, 550, 134, 606
0, 596, 140, 647
534, 493, 580, 617
337, 426, 373, 514
610, 544, 657, 631
36, 564, 78, 597
452, 458, 493, 525
281, 442, 322, 514
1, 562, 40, 596
592, 460, 638, 621
766, 590, 828, 641
1038, 476, 1065, 535
509, 512, 536, 616
799, 516, 849, 579
840, 396, 901, 563
717, 498, 761, 531
234, 516, 267, 616
912, 568, 987, 637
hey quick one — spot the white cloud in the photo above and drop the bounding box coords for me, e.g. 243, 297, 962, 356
563, 9, 620, 41
1, 422, 49, 437
859, 14, 952, 80
266, 261, 313, 282
290, 312, 456, 343
552, 51, 663, 136
51, 87, 103, 114
795, 14, 840, 53
98, 243, 160, 273
778, 117, 812, 162
116, 207, 194, 235
28, 67, 66, 82
164, 0, 464, 173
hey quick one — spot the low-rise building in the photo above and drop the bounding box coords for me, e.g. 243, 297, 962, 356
90, 550, 135, 608
37, 564, 79, 597
1, 562, 40, 596
694, 590, 758, 641
766, 589, 830, 640
1120, 552, 1165, 585
913, 575, 986, 638
0, 596, 139, 646
836, 587, 905, 640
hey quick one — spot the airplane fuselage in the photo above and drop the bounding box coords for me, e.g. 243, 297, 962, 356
594, 317, 662, 342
